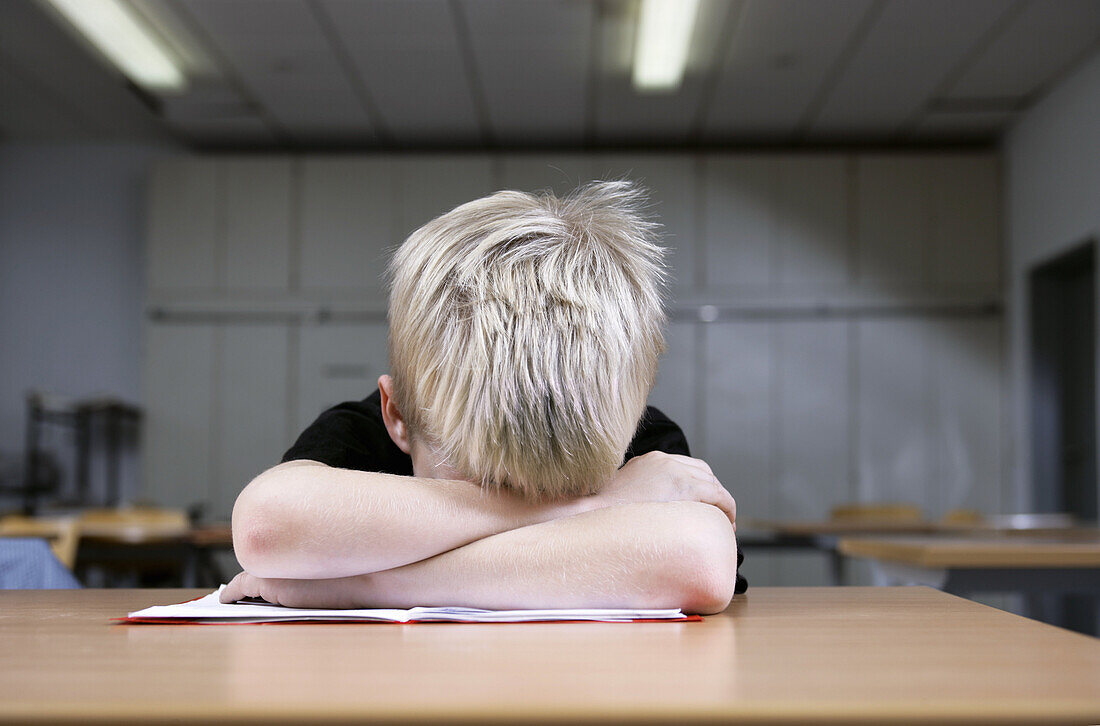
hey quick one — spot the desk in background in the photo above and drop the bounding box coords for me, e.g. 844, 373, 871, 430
738, 518, 941, 585
740, 515, 1084, 586
839, 531, 1100, 635
1, 587, 1098, 725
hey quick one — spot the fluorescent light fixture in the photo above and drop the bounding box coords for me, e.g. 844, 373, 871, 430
43, 0, 186, 91
632, 0, 701, 92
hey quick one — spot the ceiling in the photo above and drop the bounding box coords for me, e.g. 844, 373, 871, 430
1, 0, 1099, 150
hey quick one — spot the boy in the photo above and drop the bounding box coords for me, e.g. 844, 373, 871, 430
222, 181, 745, 614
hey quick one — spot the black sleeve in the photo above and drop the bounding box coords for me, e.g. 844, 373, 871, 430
623, 406, 691, 459
281, 390, 413, 476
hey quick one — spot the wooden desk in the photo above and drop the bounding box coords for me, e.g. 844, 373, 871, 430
739, 519, 942, 585
838, 532, 1100, 595
742, 519, 1087, 586
744, 518, 939, 537
2, 587, 1098, 725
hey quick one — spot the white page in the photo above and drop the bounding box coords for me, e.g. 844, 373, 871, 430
125, 587, 688, 623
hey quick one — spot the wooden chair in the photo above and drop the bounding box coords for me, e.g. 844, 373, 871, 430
941, 508, 985, 526
830, 502, 924, 523
74, 507, 192, 587
76, 507, 190, 543
0, 514, 80, 570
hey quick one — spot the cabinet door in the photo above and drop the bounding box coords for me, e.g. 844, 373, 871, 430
296, 324, 390, 434
855, 319, 936, 509
702, 157, 777, 290
702, 321, 777, 583
856, 156, 932, 288
224, 159, 293, 291
932, 318, 1003, 515
142, 324, 216, 508
774, 320, 851, 585
397, 156, 495, 238
775, 156, 850, 289
147, 161, 219, 292
702, 322, 774, 512
300, 158, 399, 298
930, 155, 1000, 291
214, 325, 290, 519
776, 320, 851, 517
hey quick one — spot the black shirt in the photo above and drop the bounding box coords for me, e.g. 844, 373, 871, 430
284, 390, 746, 594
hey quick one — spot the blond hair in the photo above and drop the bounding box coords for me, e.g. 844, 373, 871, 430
387, 180, 667, 500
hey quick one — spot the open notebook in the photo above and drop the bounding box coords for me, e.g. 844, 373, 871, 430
121, 587, 697, 624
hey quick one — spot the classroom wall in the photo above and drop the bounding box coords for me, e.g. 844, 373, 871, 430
1005, 48, 1100, 512
144, 151, 1006, 587
0, 142, 173, 508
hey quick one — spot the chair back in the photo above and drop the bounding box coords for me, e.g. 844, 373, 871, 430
830, 502, 924, 523
0, 515, 79, 569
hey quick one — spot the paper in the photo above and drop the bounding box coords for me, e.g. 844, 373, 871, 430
123, 586, 692, 624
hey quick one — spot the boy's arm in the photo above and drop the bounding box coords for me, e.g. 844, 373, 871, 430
231, 460, 585, 579
232, 453, 735, 580
221, 501, 739, 615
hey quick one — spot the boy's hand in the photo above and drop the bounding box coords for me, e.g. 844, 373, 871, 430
591, 452, 736, 528
219, 571, 363, 609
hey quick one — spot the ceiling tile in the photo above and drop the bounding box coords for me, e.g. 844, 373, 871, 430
594, 0, 737, 144
461, 0, 593, 144
179, 0, 377, 142
808, 0, 1016, 138
319, 0, 481, 144
909, 110, 1011, 140
947, 0, 1100, 100
0, 58, 93, 141
703, 0, 874, 140
0, 1, 171, 141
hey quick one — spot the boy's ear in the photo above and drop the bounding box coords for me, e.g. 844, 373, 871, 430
378, 374, 411, 454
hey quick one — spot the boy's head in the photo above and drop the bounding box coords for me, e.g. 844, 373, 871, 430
383, 180, 667, 500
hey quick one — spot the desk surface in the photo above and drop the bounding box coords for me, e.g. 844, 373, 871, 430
838, 532, 1100, 568
743, 517, 939, 536
1, 587, 1098, 725
744, 518, 1085, 537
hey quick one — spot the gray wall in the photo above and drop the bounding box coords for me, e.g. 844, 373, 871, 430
144, 152, 1006, 587
1005, 47, 1100, 513
0, 142, 172, 506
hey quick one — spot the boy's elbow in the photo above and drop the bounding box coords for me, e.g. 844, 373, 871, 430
231, 465, 302, 577
663, 503, 739, 615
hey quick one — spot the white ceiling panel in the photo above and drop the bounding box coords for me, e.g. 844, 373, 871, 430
595, 0, 737, 143
596, 77, 708, 143
178, 0, 377, 142
809, 0, 1016, 137
947, 0, 1100, 100
166, 117, 279, 146
320, 0, 481, 144
2, 0, 1096, 147
0, 57, 93, 141
910, 110, 1013, 140
0, 1, 170, 141
461, 0, 593, 144
703, 0, 874, 139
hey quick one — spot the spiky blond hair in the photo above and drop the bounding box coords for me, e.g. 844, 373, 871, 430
387, 180, 667, 500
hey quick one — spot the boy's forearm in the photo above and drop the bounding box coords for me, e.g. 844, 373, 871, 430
232, 460, 589, 579
351, 501, 738, 614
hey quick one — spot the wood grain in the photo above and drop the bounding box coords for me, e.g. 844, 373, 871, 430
838, 533, 1100, 567
1, 587, 1098, 724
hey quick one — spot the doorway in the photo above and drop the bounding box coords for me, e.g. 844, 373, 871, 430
1028, 239, 1097, 634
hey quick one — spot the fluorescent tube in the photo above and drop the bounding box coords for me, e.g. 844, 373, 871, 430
632, 0, 701, 92
43, 0, 186, 91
